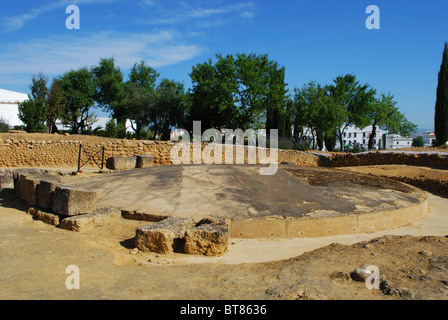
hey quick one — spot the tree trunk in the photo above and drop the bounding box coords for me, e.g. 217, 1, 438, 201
368, 123, 377, 150
337, 129, 344, 152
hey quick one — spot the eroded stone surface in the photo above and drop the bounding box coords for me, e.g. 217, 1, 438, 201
184, 222, 230, 256
58, 207, 121, 232
37, 180, 61, 210
28, 207, 62, 226
135, 217, 196, 254
52, 186, 97, 216
106, 156, 137, 170
136, 155, 154, 169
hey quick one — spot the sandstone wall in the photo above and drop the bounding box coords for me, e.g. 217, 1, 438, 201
0, 134, 320, 169
326, 152, 448, 169
2, 134, 447, 171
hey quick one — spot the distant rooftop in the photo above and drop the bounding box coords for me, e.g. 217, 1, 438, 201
0, 89, 28, 103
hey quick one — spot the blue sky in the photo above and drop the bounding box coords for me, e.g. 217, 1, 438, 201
1, 0, 447, 130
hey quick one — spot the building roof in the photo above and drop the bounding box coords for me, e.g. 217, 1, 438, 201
0, 88, 28, 103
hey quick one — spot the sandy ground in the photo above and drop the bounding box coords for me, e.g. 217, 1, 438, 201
0, 164, 448, 300
338, 164, 448, 181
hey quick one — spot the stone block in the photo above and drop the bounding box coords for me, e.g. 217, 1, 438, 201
19, 173, 62, 206
135, 217, 196, 254
106, 156, 137, 170
121, 210, 169, 222
136, 155, 155, 168
28, 207, 62, 226
59, 208, 121, 232
196, 216, 231, 228
13, 170, 40, 198
52, 186, 97, 216
13, 170, 61, 201
37, 180, 61, 210
184, 223, 230, 256
21, 176, 41, 206
0, 169, 13, 188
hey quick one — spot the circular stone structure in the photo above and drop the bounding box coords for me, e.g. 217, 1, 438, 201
64, 164, 428, 239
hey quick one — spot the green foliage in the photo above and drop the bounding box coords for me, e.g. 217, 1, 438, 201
295, 141, 311, 151
348, 144, 365, 154
324, 132, 337, 152
0, 118, 10, 133
46, 79, 66, 133
104, 118, 118, 138
92, 57, 125, 121
121, 73, 188, 140
277, 138, 294, 150
122, 82, 152, 139
151, 78, 188, 140
129, 60, 159, 91
18, 73, 48, 133
327, 74, 376, 151
366, 92, 417, 150
412, 136, 425, 147
435, 43, 448, 145
292, 81, 344, 150
12, 125, 25, 131
59, 67, 96, 134
116, 121, 127, 139
189, 52, 287, 131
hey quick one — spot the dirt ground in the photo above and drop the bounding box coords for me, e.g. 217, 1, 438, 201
1, 164, 448, 300
338, 164, 448, 181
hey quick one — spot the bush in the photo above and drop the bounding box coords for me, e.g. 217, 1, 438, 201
295, 142, 311, 151
0, 121, 10, 133
324, 133, 337, 152
412, 136, 425, 147
12, 125, 25, 131
277, 138, 294, 150
117, 121, 127, 139
105, 119, 117, 138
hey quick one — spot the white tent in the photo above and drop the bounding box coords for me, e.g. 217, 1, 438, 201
0, 88, 28, 127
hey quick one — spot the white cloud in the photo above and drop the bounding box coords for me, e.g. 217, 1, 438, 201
240, 11, 254, 19
3, 0, 119, 31
0, 30, 202, 78
147, 1, 256, 26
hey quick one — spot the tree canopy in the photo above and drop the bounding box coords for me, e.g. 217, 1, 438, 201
18, 73, 49, 133
188, 53, 287, 132
17, 54, 417, 148
58, 67, 96, 134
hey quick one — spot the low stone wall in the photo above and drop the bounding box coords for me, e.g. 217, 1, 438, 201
0, 134, 321, 169
384, 176, 448, 197
0, 135, 174, 168
231, 190, 428, 239
2, 133, 448, 170
326, 152, 448, 168
13, 170, 98, 222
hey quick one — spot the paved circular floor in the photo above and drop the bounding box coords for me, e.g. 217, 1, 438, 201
63, 164, 424, 222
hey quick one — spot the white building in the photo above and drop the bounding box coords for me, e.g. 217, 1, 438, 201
336, 126, 389, 150
413, 130, 437, 147
385, 134, 413, 149
331, 125, 413, 150
0, 88, 28, 127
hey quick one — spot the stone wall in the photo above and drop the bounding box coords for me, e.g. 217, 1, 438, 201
0, 136, 176, 168
384, 176, 448, 197
0, 134, 320, 169
1, 133, 447, 171
325, 152, 448, 168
